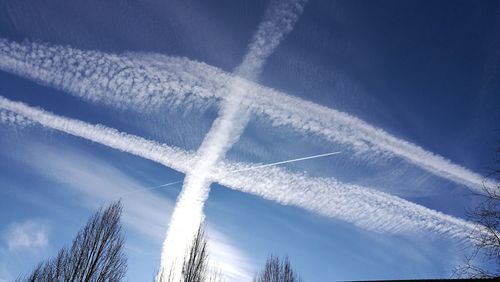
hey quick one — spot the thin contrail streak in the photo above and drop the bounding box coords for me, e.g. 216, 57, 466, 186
229, 151, 341, 174
0, 38, 493, 191
0, 96, 478, 240
117, 151, 341, 197
117, 180, 184, 197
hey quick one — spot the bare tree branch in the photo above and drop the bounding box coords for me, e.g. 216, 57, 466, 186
156, 224, 224, 282
254, 255, 302, 282
454, 145, 500, 278
18, 201, 127, 282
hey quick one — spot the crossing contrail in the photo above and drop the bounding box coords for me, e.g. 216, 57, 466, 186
0, 96, 478, 240
115, 151, 342, 197
157, 1, 308, 279
0, 38, 493, 192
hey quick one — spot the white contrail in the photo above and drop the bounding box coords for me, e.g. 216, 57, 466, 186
0, 97, 195, 173
0, 109, 32, 127
116, 180, 184, 197
0, 96, 478, 240
0, 39, 493, 192
117, 151, 342, 197
158, 1, 307, 279
235, 0, 308, 81
229, 151, 341, 174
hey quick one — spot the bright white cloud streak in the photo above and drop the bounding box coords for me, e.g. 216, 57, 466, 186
0, 96, 478, 240
0, 38, 492, 192
158, 1, 307, 279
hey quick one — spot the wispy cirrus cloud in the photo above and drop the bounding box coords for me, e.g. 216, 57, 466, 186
206, 227, 255, 281
15, 142, 175, 239
0, 38, 492, 192
3, 220, 49, 252
0, 96, 478, 239
0, 135, 254, 281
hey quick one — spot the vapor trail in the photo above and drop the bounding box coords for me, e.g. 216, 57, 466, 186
117, 151, 341, 197
229, 151, 341, 174
0, 39, 492, 191
158, 1, 307, 279
117, 180, 184, 197
0, 96, 195, 173
0, 96, 478, 240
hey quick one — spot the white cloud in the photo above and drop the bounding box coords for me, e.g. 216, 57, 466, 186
158, 1, 308, 279
0, 97, 478, 239
3, 220, 49, 251
236, 0, 307, 80
0, 38, 494, 192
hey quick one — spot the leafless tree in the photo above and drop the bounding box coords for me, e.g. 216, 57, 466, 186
254, 255, 302, 282
454, 146, 500, 278
156, 224, 224, 282
181, 226, 209, 282
18, 201, 127, 282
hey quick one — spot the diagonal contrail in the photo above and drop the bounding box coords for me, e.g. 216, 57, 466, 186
157, 1, 308, 279
117, 180, 184, 197
0, 38, 493, 192
229, 151, 341, 174
115, 151, 342, 197
0, 96, 478, 240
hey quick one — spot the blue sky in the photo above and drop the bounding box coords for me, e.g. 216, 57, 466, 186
1, 0, 500, 281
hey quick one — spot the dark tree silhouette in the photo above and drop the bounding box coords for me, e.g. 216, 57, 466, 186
454, 146, 500, 278
18, 201, 127, 282
181, 225, 209, 282
156, 224, 223, 282
254, 255, 302, 282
